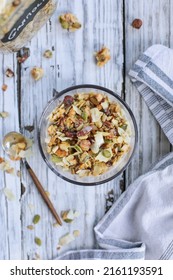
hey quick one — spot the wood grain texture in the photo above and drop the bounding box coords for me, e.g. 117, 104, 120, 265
0, 0, 172, 260
19, 0, 123, 260
124, 0, 171, 186
0, 53, 21, 259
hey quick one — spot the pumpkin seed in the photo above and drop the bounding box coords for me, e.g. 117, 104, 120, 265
35, 237, 42, 246
33, 215, 40, 224
102, 150, 111, 158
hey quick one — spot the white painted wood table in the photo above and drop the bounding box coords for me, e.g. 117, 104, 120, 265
0, 0, 172, 260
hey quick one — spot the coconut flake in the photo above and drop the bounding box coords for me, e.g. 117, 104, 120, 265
3, 188, 15, 201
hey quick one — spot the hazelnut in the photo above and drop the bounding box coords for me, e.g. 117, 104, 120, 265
12, 0, 21, 6
1, 84, 8, 91
132, 18, 143, 29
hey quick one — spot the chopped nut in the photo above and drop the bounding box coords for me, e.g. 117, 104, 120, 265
0, 158, 15, 176
59, 142, 70, 152
31, 67, 44, 81
95, 47, 111, 67
35, 237, 42, 246
17, 47, 30, 63
79, 140, 91, 151
1, 84, 8, 92
61, 210, 80, 223
27, 225, 34, 230
45, 191, 50, 197
5, 68, 14, 77
73, 230, 80, 237
0, 112, 9, 118
43, 50, 53, 58
58, 233, 75, 246
132, 18, 143, 29
55, 149, 67, 158
59, 13, 82, 31
33, 215, 41, 224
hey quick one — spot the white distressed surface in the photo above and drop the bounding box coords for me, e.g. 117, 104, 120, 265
0, 0, 171, 260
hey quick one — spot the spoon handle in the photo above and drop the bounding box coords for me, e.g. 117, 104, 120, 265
24, 160, 62, 226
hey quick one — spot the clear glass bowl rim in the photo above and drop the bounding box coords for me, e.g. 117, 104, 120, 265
38, 84, 138, 186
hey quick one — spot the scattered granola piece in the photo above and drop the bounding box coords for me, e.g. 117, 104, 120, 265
73, 230, 80, 237
17, 47, 30, 63
31, 67, 44, 81
59, 13, 81, 31
33, 215, 41, 224
53, 222, 60, 228
45, 191, 50, 197
27, 225, 34, 230
132, 18, 143, 29
0, 157, 15, 175
43, 50, 53, 59
58, 233, 75, 246
0, 111, 9, 118
1, 84, 8, 92
61, 210, 80, 223
95, 47, 111, 67
3, 188, 15, 201
8, 136, 32, 161
35, 237, 42, 246
5, 68, 14, 77
12, 0, 21, 6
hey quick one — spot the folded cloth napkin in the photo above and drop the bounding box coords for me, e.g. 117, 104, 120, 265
129, 44, 173, 144
58, 153, 173, 260
58, 45, 173, 260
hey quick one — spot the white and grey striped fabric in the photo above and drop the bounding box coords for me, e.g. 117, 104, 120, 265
129, 44, 173, 144
58, 152, 173, 260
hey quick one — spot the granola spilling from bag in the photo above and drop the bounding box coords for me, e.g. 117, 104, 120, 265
95, 47, 111, 67
46, 92, 131, 177
59, 13, 81, 31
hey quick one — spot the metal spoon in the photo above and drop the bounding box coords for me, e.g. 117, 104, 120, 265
2, 131, 62, 226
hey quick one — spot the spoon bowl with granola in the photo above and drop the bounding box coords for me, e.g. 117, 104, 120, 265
38, 85, 138, 186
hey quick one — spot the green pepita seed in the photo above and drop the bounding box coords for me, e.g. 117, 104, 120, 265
33, 215, 40, 224
102, 150, 111, 158
121, 124, 128, 131
51, 155, 62, 163
35, 237, 42, 246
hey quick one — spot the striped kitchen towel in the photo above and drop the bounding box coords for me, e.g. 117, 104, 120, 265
58, 153, 173, 260
129, 44, 173, 145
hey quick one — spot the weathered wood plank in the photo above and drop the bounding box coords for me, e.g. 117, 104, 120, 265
125, 0, 171, 186
20, 0, 124, 259
0, 53, 21, 259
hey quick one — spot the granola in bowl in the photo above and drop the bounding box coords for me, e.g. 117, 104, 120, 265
38, 85, 137, 185
45, 92, 132, 178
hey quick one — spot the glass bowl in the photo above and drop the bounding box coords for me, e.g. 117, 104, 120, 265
38, 84, 138, 186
